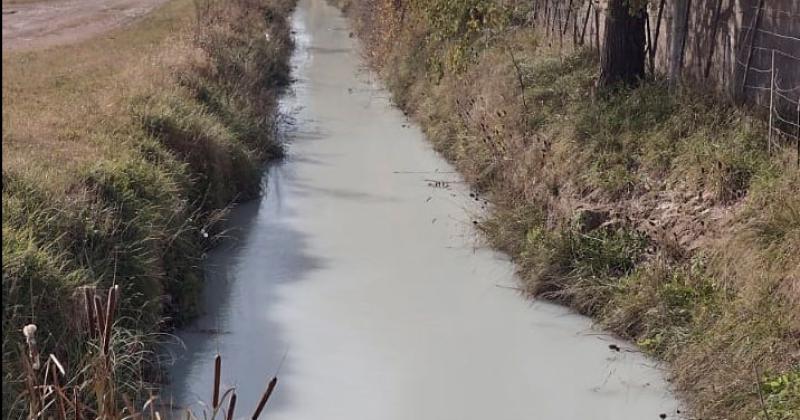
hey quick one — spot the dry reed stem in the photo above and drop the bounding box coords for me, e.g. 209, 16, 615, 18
84, 288, 97, 338
102, 285, 119, 357
73, 388, 82, 420
94, 296, 106, 340
50, 367, 67, 420
123, 394, 139, 420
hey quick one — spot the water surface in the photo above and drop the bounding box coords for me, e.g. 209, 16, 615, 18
167, 1, 680, 418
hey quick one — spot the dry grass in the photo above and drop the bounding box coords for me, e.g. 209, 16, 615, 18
12, 287, 280, 419
1, 0, 55, 5
339, 0, 799, 418
2, 0, 294, 416
2, 0, 195, 183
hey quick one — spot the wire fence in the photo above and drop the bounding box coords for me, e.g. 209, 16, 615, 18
522, 0, 800, 163
763, 51, 799, 162
736, 0, 800, 162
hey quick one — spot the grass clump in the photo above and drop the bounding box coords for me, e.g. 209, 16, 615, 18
516, 222, 648, 315
761, 368, 800, 420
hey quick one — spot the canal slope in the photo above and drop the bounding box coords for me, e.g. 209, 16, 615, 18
167, 0, 680, 418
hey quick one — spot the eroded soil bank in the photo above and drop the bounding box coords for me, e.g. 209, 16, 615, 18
167, 0, 679, 418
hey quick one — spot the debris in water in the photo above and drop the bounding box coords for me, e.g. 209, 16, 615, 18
427, 180, 449, 189
190, 328, 231, 335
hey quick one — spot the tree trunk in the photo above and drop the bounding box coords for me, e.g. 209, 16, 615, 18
599, 0, 647, 86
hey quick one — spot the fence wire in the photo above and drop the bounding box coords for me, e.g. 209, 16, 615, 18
526, 0, 800, 162
736, 1, 800, 161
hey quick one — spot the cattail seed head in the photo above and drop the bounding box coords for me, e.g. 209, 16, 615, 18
22, 324, 40, 370
251, 377, 277, 420
22, 324, 37, 340
226, 393, 237, 420
212, 354, 222, 409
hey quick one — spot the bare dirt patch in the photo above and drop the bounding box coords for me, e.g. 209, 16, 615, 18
2, 0, 169, 51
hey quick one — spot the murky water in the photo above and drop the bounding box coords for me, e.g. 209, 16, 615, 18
166, 0, 680, 418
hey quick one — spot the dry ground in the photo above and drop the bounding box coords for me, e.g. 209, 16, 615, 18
2, 0, 170, 51
2, 0, 192, 187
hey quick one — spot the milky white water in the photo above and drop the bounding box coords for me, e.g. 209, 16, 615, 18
166, 0, 681, 418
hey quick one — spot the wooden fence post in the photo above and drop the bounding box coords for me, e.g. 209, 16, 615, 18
580, 0, 592, 45
740, 0, 765, 97
768, 49, 775, 156
704, 0, 724, 78
646, 9, 653, 75
677, 0, 693, 75
563, 0, 574, 35
594, 4, 600, 58
557, 2, 564, 53
650, 0, 666, 75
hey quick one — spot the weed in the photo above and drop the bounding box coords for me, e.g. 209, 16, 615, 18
760, 368, 800, 420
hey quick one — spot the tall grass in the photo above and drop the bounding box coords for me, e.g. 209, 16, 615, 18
2, 0, 295, 417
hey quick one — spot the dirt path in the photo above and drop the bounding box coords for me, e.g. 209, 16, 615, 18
2, 0, 168, 51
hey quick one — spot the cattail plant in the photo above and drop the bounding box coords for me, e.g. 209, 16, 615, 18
21, 324, 41, 417
15, 286, 279, 420
251, 377, 278, 420
22, 324, 39, 371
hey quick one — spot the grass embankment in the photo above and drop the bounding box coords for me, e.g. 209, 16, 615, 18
336, 0, 799, 418
2, 0, 293, 415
